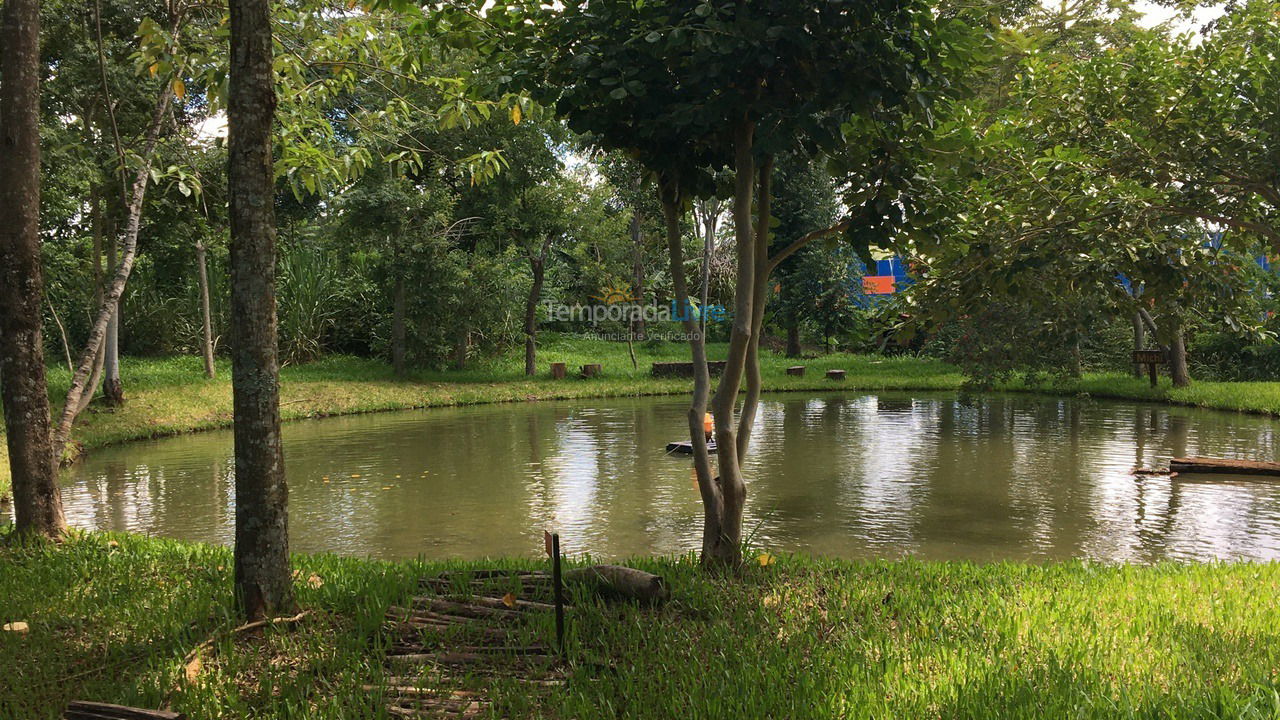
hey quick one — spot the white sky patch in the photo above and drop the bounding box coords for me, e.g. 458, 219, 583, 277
194, 112, 228, 142
1131, 1, 1224, 32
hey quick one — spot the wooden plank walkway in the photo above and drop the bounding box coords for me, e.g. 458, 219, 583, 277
377, 569, 566, 718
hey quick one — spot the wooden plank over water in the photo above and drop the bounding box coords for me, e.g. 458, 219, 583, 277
1169, 457, 1280, 477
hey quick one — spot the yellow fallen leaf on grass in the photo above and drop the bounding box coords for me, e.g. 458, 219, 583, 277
757, 553, 775, 567
184, 655, 202, 684
502, 592, 517, 609
307, 574, 324, 589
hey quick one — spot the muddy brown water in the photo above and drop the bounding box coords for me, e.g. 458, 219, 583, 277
21, 392, 1280, 562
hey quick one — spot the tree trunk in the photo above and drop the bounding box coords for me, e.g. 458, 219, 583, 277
736, 155, 772, 462
629, 207, 645, 339
785, 323, 801, 358
0, 0, 67, 537
392, 273, 406, 377
1069, 333, 1083, 378
704, 118, 758, 569
103, 232, 124, 406
660, 176, 718, 564
453, 331, 469, 370
50, 81, 172, 462
196, 239, 216, 379
524, 256, 544, 376
698, 200, 717, 334
1131, 311, 1144, 379
1169, 324, 1190, 388
228, 0, 294, 621
78, 186, 106, 410
1137, 307, 1191, 388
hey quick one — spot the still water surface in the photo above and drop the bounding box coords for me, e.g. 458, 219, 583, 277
33, 392, 1280, 562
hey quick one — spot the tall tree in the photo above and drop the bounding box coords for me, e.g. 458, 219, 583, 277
770, 156, 841, 357
505, 0, 953, 566
228, 0, 293, 620
0, 0, 67, 538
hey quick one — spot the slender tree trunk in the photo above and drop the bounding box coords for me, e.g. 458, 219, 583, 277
785, 323, 801, 358
661, 177, 719, 562
1132, 311, 1145, 378
629, 207, 645, 339
103, 233, 123, 406
79, 186, 106, 409
1136, 307, 1191, 388
50, 83, 172, 461
1069, 333, 1083, 378
0, 0, 67, 538
705, 118, 757, 569
453, 331, 469, 370
697, 199, 718, 336
229, 0, 294, 621
524, 254, 544, 377
46, 298, 73, 374
392, 274, 406, 377
736, 155, 772, 461
1169, 324, 1190, 388
196, 239, 216, 378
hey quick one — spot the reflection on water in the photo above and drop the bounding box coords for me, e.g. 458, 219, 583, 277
19, 392, 1280, 562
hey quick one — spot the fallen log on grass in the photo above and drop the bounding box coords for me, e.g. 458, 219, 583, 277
565, 565, 669, 604
1169, 457, 1280, 477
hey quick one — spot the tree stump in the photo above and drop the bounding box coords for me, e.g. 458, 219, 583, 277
549, 362, 567, 380
581, 363, 602, 378
786, 366, 806, 377
825, 369, 846, 381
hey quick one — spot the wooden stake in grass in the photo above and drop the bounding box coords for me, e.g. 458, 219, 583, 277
545, 530, 565, 655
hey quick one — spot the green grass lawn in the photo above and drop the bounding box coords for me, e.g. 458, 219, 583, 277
6, 333, 1280, 498
1, 532, 1277, 719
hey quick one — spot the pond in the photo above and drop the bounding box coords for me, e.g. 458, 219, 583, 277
24, 392, 1280, 563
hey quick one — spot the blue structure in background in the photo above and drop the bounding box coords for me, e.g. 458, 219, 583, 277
851, 255, 912, 307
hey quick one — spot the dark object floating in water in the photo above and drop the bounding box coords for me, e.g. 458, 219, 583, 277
1169, 456, 1280, 477
1131, 467, 1174, 477
666, 441, 717, 454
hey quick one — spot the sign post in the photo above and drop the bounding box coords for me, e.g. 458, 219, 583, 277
1132, 350, 1164, 388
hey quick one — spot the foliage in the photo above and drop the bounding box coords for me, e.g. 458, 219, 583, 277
899, 0, 1280, 384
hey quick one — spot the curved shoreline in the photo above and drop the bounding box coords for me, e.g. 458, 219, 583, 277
5, 353, 1280, 498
